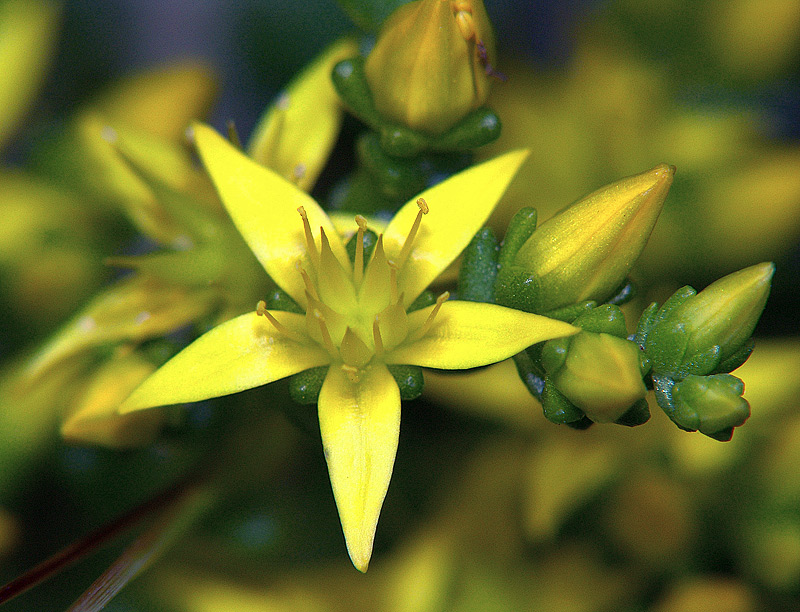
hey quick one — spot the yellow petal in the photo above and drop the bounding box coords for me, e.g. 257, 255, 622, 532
318, 363, 401, 572
193, 123, 349, 306
248, 37, 357, 191
24, 277, 216, 384
386, 301, 578, 369
383, 150, 529, 306
0, 0, 59, 150
120, 311, 330, 413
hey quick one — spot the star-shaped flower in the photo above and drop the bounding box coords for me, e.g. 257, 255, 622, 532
121, 124, 577, 570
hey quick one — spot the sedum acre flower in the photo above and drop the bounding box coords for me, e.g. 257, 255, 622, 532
121, 124, 578, 571
364, 0, 496, 135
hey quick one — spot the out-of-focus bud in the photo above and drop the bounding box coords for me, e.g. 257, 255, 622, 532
643, 262, 775, 379
61, 351, 166, 448
364, 0, 495, 135
0, 0, 60, 150
496, 164, 674, 314
706, 0, 800, 83
669, 374, 750, 441
541, 305, 647, 424
248, 37, 357, 192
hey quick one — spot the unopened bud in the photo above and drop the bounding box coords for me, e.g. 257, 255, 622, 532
541, 305, 647, 424
670, 374, 751, 441
644, 262, 774, 378
498, 164, 674, 313
364, 0, 495, 134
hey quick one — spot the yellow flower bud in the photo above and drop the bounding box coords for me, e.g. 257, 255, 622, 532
364, 0, 495, 134
512, 164, 674, 312
545, 331, 647, 424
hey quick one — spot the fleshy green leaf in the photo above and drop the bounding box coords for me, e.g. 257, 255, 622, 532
386, 300, 578, 369
318, 363, 401, 572
120, 311, 330, 413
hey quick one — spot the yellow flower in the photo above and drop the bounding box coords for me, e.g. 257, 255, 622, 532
120, 124, 577, 571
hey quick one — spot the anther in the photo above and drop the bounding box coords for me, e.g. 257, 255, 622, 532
396, 198, 430, 269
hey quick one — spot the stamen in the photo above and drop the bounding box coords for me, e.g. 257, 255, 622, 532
299, 267, 319, 301
412, 291, 450, 341
297, 206, 319, 271
373, 318, 385, 357
342, 364, 361, 384
396, 198, 429, 269
256, 301, 304, 342
313, 309, 338, 358
353, 215, 368, 287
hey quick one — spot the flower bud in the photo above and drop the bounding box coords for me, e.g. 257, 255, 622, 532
500, 164, 674, 313
61, 352, 166, 448
541, 306, 647, 424
644, 262, 774, 379
543, 331, 647, 424
364, 0, 495, 135
670, 374, 750, 441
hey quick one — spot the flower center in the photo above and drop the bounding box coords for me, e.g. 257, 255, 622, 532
256, 199, 448, 376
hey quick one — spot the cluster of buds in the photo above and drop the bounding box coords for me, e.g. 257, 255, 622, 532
635, 262, 774, 440
456, 160, 773, 438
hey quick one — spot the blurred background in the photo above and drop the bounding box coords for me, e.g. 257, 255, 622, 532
1, 0, 800, 610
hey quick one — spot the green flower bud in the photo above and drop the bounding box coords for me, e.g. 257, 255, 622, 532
503, 164, 674, 313
670, 374, 751, 441
541, 306, 647, 424
364, 0, 495, 135
644, 262, 775, 378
